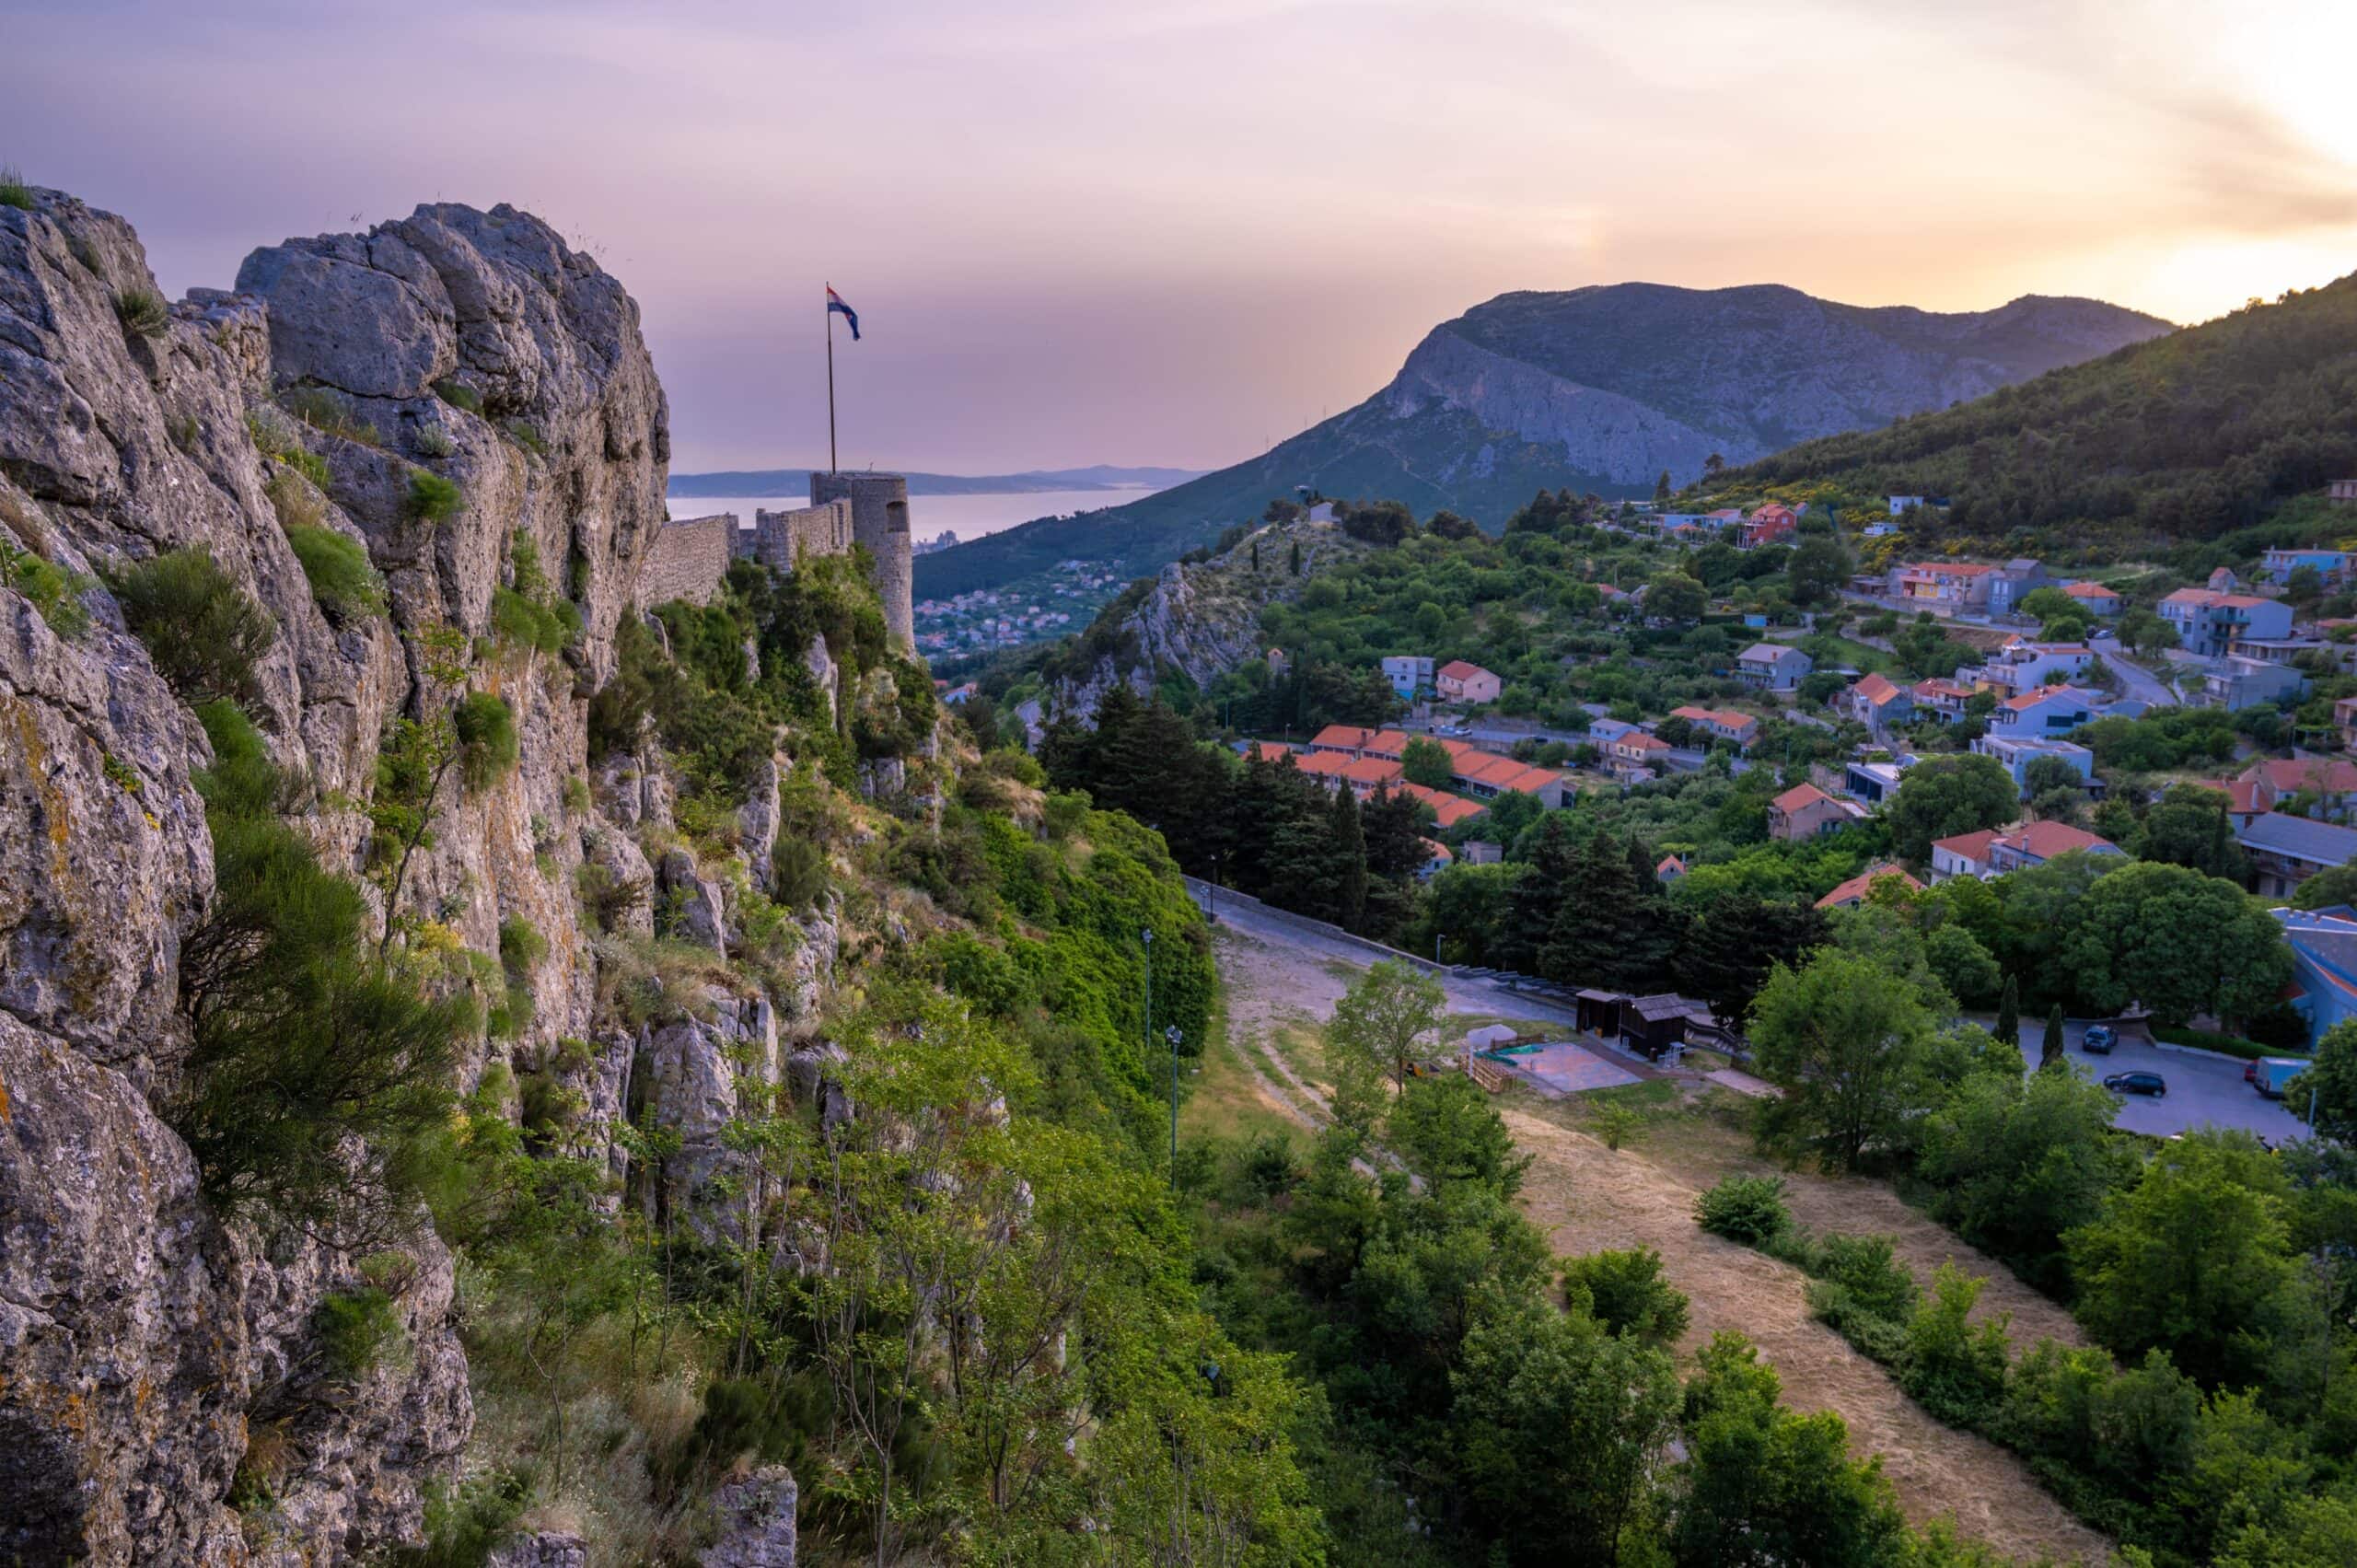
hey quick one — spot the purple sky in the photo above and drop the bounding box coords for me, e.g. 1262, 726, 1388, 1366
10, 1, 2355, 474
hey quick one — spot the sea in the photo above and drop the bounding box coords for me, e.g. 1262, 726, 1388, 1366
664, 487, 1157, 551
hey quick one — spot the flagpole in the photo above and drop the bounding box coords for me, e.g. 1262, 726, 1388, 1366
824, 285, 838, 476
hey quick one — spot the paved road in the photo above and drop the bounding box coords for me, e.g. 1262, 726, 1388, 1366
2094, 644, 2178, 709
1998, 1016, 2308, 1140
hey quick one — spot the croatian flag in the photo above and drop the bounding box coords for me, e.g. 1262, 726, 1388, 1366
826, 285, 860, 341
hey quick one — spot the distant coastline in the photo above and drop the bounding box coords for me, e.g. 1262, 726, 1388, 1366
667, 463, 1202, 499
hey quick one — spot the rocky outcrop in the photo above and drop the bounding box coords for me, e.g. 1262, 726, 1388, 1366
0, 185, 679, 1562
702, 1468, 799, 1567
1047, 517, 1348, 723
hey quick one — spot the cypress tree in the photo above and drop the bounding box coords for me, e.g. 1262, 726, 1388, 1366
1994, 974, 2020, 1051
1289, 540, 1302, 576
1330, 783, 1367, 935
2041, 1003, 2066, 1069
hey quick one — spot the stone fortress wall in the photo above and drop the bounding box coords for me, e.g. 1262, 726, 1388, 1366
634, 512, 737, 607
638, 474, 912, 651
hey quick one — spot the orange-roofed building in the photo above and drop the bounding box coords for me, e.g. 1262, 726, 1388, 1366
1309, 724, 1378, 756
1816, 862, 1923, 910
1399, 782, 1488, 829
1770, 783, 1864, 842
2241, 756, 2357, 821
1436, 660, 1502, 705
1338, 754, 1406, 793
2061, 581, 2121, 615
1933, 820, 2122, 880
1845, 672, 1911, 726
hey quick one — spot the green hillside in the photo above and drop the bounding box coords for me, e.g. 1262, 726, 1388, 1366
1701, 273, 2357, 552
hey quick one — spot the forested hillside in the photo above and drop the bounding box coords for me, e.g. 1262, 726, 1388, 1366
1702, 273, 2357, 553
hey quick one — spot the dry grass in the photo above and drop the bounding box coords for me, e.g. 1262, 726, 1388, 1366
1210, 913, 2112, 1566
1500, 1109, 2108, 1564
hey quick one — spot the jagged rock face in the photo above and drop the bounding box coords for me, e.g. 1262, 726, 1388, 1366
0, 188, 676, 1563
1049, 517, 1348, 723
701, 1468, 799, 1567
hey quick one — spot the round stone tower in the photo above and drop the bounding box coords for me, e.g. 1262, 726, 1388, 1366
811, 470, 913, 651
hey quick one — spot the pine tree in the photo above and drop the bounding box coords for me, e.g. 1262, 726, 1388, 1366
1496, 817, 1575, 975
1330, 783, 1367, 934
1994, 974, 2020, 1052
2041, 1003, 2066, 1069
1545, 830, 1670, 993
1654, 470, 1672, 505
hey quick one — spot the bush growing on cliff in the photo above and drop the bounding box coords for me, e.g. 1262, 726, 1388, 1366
111, 545, 275, 707
172, 702, 477, 1226
404, 469, 464, 526
284, 523, 385, 622
0, 164, 31, 209
113, 286, 168, 338
454, 691, 519, 791
0, 539, 92, 640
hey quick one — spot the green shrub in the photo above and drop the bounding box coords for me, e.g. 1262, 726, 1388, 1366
1817, 1232, 1920, 1323
498, 914, 546, 978
453, 691, 518, 792
114, 287, 168, 338
111, 546, 275, 706
2152, 1024, 2280, 1061
1898, 1263, 2012, 1426
431, 377, 483, 416
171, 702, 476, 1224
0, 540, 92, 640
491, 585, 579, 655
562, 775, 591, 815
1693, 1173, 1790, 1244
282, 387, 380, 446
0, 165, 31, 209
312, 1286, 405, 1378
502, 417, 546, 457
284, 447, 331, 488
404, 470, 464, 526
284, 525, 385, 622
389, 1469, 530, 1568
771, 836, 829, 912
412, 423, 456, 459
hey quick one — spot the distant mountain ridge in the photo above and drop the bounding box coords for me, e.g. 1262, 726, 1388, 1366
668, 463, 1202, 498
914, 283, 2171, 599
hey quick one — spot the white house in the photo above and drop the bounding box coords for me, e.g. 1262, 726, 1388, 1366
1736, 643, 1813, 691
1974, 734, 2096, 796
1381, 655, 1434, 702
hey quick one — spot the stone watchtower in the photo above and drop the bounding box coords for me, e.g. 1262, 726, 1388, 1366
812, 470, 913, 651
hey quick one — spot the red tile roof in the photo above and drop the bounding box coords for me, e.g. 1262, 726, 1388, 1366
1399, 782, 1486, 827
1816, 862, 1923, 910
2062, 581, 2120, 599
1360, 728, 1414, 758
2003, 683, 2081, 712
1310, 724, 1376, 752
1853, 673, 1901, 703
1773, 784, 1832, 813
2002, 820, 2117, 860
1615, 731, 1672, 751
1340, 755, 1404, 786
2246, 757, 2357, 796
1933, 829, 2002, 865
1438, 659, 1492, 682
1295, 750, 1350, 778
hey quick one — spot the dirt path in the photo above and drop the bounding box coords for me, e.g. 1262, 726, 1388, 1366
1204, 914, 2110, 1565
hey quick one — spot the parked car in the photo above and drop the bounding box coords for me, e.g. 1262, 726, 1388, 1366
2083, 1024, 2116, 1053
2104, 1071, 2167, 1098
2092, 627, 2117, 640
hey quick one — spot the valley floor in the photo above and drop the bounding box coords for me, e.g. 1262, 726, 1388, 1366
1196, 912, 2114, 1567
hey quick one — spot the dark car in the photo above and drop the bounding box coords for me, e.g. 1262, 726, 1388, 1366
2105, 1071, 2167, 1098
2083, 1024, 2117, 1054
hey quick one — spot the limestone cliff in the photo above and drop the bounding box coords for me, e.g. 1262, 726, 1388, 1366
0, 186, 842, 1564
1042, 516, 1353, 722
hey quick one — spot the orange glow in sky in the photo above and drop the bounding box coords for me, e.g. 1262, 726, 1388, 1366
9, 0, 2353, 471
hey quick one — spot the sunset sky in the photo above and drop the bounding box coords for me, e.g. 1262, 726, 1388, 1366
12, 0, 2356, 475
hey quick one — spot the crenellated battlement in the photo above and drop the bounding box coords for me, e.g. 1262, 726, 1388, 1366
638, 474, 913, 651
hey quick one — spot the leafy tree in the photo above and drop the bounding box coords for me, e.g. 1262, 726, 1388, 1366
1749, 948, 1934, 1170
2120, 606, 2179, 657
1327, 958, 1448, 1095
1400, 735, 1455, 788
2065, 1131, 2305, 1388
1647, 571, 1709, 623
1787, 532, 1852, 607
2302, 1018, 2357, 1143
1427, 508, 1481, 541
1672, 1333, 1913, 1568
2132, 784, 2247, 881
1453, 1296, 1681, 1566
2063, 860, 2293, 1025
1885, 753, 2020, 863
1898, 1264, 2013, 1426
1918, 1067, 2132, 1290
1922, 923, 2001, 1007
1387, 1074, 1530, 1196
1562, 1246, 1691, 1348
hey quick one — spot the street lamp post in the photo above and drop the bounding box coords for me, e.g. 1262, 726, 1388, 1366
1167, 1023, 1184, 1181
